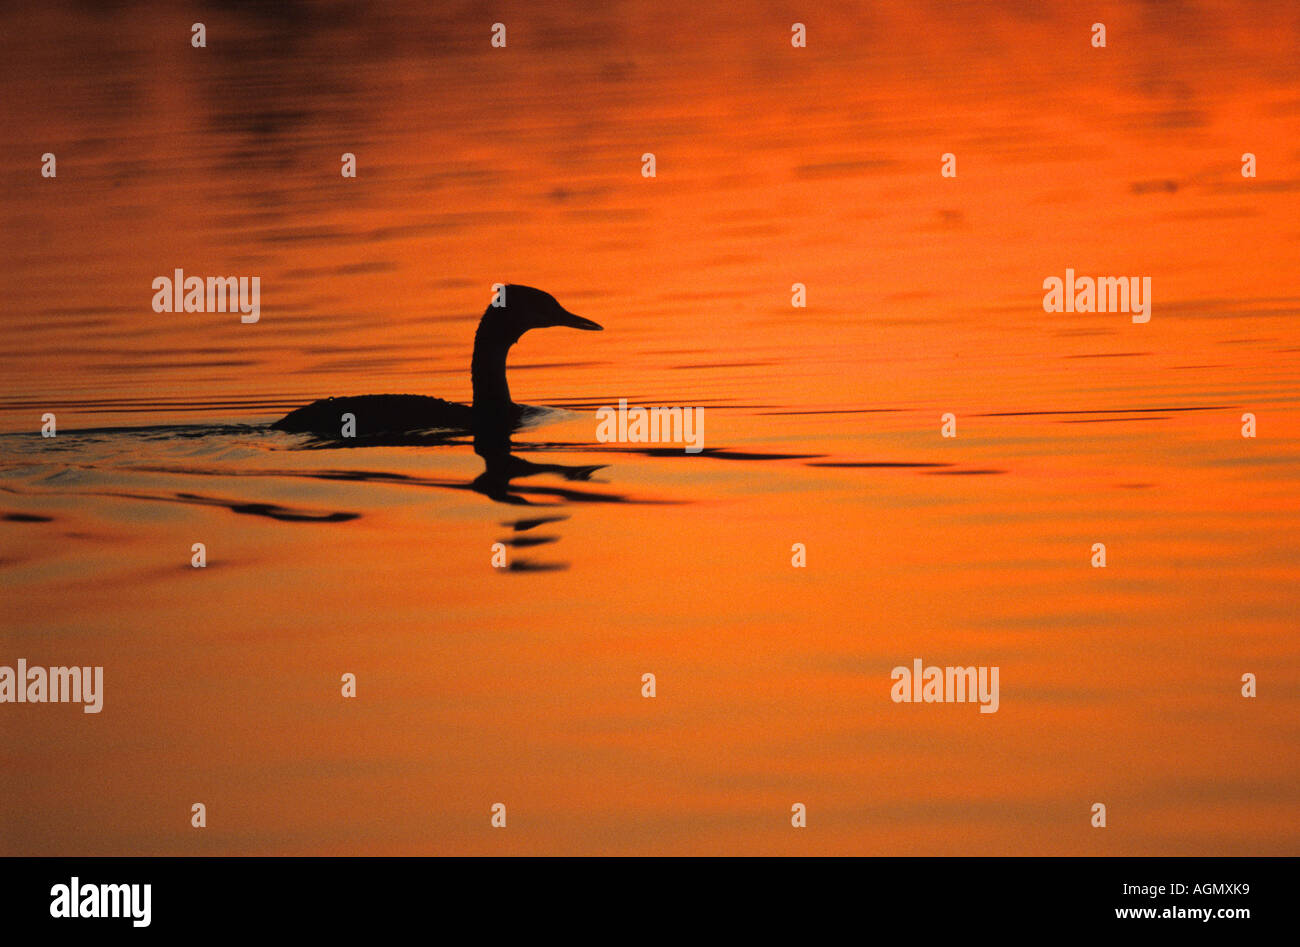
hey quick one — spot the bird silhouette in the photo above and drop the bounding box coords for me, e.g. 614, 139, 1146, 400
271, 285, 601, 437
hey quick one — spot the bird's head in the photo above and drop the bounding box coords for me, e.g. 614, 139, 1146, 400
481, 285, 602, 345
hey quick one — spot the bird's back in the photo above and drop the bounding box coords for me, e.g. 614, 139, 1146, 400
271, 394, 475, 434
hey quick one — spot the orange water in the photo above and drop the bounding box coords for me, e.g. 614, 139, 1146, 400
1, 0, 1297, 855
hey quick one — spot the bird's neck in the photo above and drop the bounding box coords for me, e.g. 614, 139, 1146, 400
471, 322, 514, 411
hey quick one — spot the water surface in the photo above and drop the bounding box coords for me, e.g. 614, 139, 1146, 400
1, 0, 1297, 855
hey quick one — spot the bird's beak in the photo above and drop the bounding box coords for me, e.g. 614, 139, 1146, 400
554, 307, 603, 331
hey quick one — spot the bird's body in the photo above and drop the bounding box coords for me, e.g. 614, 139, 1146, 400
271, 394, 477, 434
271, 285, 600, 437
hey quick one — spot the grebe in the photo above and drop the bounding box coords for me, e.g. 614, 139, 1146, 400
272, 285, 601, 436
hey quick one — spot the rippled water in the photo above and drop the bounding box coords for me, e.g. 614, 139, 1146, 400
1, 0, 1297, 855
